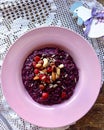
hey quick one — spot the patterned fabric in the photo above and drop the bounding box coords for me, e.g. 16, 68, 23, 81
0, 0, 103, 130
0, 114, 13, 130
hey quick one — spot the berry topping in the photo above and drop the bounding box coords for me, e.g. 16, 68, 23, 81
34, 56, 40, 63
34, 69, 39, 74
61, 92, 67, 99
47, 66, 52, 72
39, 84, 45, 90
42, 92, 49, 99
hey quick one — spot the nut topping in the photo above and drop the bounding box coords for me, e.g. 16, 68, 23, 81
33, 75, 39, 80
50, 62, 55, 66
56, 74, 60, 79
35, 63, 42, 68
43, 58, 49, 68
56, 67, 60, 76
58, 64, 64, 69
52, 72, 56, 81
52, 65, 56, 72
42, 69, 47, 73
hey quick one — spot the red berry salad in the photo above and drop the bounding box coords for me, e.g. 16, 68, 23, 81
22, 47, 79, 105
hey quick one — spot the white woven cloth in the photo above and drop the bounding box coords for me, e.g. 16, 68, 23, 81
0, 0, 104, 130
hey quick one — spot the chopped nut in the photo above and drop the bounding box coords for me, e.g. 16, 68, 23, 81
42, 69, 47, 73
52, 65, 56, 72
49, 59, 52, 63
49, 84, 53, 88
43, 58, 49, 68
49, 76, 53, 82
60, 56, 63, 58
56, 74, 60, 79
52, 72, 56, 81
50, 62, 55, 66
49, 57, 52, 61
62, 85, 65, 89
40, 71, 44, 74
57, 81, 61, 83
52, 59, 56, 62
53, 84, 58, 88
50, 75, 52, 79
43, 83, 46, 86
65, 74, 68, 77
74, 78, 77, 83
33, 76, 39, 80
58, 64, 64, 69
52, 54, 55, 57
35, 63, 42, 68
56, 67, 60, 76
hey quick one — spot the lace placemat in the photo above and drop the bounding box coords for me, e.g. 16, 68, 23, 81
0, 0, 104, 130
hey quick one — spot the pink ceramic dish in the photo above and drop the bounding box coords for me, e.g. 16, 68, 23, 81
1, 27, 101, 128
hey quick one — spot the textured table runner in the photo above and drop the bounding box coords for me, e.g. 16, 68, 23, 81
0, 0, 104, 130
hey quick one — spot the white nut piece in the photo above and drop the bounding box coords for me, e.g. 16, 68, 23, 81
42, 69, 47, 73
56, 67, 60, 76
56, 74, 59, 79
49, 84, 53, 88
58, 64, 64, 69
40, 71, 44, 74
53, 84, 58, 88
43, 58, 49, 68
49, 76, 53, 82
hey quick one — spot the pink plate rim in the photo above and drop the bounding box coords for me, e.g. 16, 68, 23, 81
1, 26, 101, 128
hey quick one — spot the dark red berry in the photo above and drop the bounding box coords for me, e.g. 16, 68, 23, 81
34, 56, 40, 63
34, 69, 39, 74
39, 74, 44, 80
39, 84, 45, 90
47, 67, 52, 72
61, 92, 67, 99
42, 92, 49, 99
45, 76, 50, 83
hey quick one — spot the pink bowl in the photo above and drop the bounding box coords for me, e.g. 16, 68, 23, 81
1, 27, 101, 128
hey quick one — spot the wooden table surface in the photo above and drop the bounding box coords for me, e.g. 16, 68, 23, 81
69, 84, 104, 130
98, 0, 104, 5
69, 1, 104, 130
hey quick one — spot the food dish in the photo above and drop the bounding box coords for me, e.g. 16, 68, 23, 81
1, 27, 101, 127
22, 47, 79, 105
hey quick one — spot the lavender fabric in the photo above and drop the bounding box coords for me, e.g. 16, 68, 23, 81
84, 7, 104, 35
